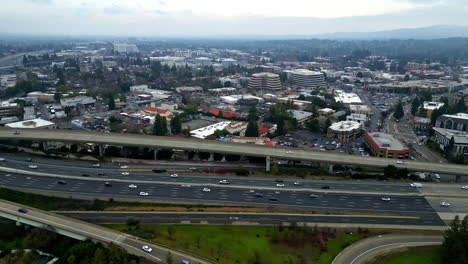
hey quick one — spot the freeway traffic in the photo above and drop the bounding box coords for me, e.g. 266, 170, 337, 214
0, 152, 422, 194
1, 128, 467, 176
57, 211, 445, 227
0, 199, 214, 264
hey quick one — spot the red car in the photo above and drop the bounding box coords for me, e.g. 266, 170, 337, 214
309, 144, 315, 147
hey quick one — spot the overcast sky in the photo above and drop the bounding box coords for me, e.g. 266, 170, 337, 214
0, 0, 467, 36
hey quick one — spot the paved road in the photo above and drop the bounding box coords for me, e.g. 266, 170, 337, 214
0, 152, 423, 194
0, 199, 215, 264
56, 211, 444, 227
0, 173, 445, 226
1, 128, 467, 176
332, 234, 443, 264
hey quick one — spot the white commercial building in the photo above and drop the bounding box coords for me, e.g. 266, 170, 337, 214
248, 72, 282, 94
346, 113, 369, 124
60, 96, 96, 107
6, 118, 55, 129
334, 90, 362, 105
286, 69, 326, 89
190, 121, 232, 139
327, 121, 362, 142
113, 44, 139, 53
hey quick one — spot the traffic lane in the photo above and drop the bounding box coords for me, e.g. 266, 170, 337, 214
3, 129, 467, 176
122, 238, 197, 264
0, 159, 419, 194
0, 174, 438, 215
426, 197, 468, 213
333, 235, 443, 264
58, 212, 445, 226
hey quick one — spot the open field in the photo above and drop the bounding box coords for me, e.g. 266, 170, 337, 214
105, 224, 368, 264
368, 246, 443, 264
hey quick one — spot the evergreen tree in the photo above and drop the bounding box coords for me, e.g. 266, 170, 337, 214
153, 114, 168, 136
445, 136, 455, 158
248, 106, 258, 121
170, 115, 182, 135
411, 97, 420, 115
166, 252, 173, 264
442, 215, 468, 264
455, 98, 466, 113
323, 118, 332, 133
393, 101, 404, 120
245, 120, 259, 137
108, 97, 115, 110
306, 118, 320, 132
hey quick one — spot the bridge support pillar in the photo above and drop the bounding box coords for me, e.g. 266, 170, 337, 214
98, 144, 104, 157
266, 156, 271, 172
154, 148, 159, 160
42, 141, 48, 151
456, 175, 461, 182
122, 147, 128, 158
221, 155, 226, 162
328, 164, 334, 174
208, 153, 214, 162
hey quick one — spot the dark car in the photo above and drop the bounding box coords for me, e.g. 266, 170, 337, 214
57, 180, 67, 185
275, 179, 284, 183
81, 174, 90, 177
152, 169, 167, 173
104, 182, 112, 187
269, 197, 278, 201
26, 158, 32, 162
309, 194, 320, 198
97, 172, 105, 176
254, 193, 264, 197
320, 186, 331, 189
18, 208, 28, 213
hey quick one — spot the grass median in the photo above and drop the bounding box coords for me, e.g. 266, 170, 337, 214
367, 246, 443, 264
104, 224, 369, 264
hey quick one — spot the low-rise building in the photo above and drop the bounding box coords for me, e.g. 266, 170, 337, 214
227, 137, 274, 146
433, 127, 468, 157
0, 101, 22, 119
346, 113, 368, 124
175, 86, 203, 94
349, 105, 371, 116
327, 121, 362, 142
412, 117, 432, 132
435, 113, 468, 132
334, 90, 362, 105
287, 110, 313, 125
364, 132, 410, 159
6, 118, 55, 129
60, 96, 96, 108
190, 121, 231, 139
27, 92, 54, 103
318, 108, 336, 116
420, 101, 445, 118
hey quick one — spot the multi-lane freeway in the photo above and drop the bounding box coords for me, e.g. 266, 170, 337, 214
0, 199, 215, 264
1, 128, 467, 176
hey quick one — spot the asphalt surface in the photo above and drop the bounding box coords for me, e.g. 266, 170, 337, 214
0, 152, 425, 194
0, 172, 444, 225
1, 128, 467, 176
0, 199, 214, 264
332, 234, 443, 264
57, 211, 444, 227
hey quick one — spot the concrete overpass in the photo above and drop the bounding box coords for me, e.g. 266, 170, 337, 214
1, 128, 467, 176
0, 199, 216, 264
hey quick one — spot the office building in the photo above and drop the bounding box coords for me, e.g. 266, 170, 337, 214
433, 128, 468, 157
435, 113, 468, 132
248, 73, 282, 94
420, 101, 445, 118
327, 121, 362, 142
364, 132, 410, 159
287, 69, 326, 89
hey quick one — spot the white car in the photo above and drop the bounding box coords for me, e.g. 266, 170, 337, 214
293, 181, 301, 186
410, 183, 422, 188
92, 164, 101, 167
128, 184, 137, 188
381, 197, 391, 201
142, 245, 152, 252
170, 174, 179, 178
139, 192, 149, 196
440, 201, 450, 207
28, 164, 38, 169
202, 188, 211, 192
286, 151, 294, 154
0, 157, 5, 161
120, 165, 128, 169
461, 186, 468, 190
219, 180, 230, 184
396, 160, 405, 165
121, 172, 130, 176
276, 183, 285, 187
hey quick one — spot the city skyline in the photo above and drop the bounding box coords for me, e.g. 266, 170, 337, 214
0, 0, 467, 36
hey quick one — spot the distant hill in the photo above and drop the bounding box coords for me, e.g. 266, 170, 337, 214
311, 25, 468, 40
